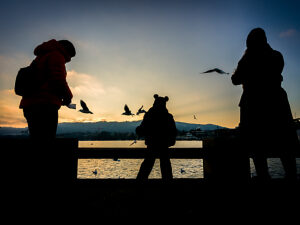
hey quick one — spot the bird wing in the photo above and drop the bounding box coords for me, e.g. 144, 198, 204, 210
80, 100, 90, 111
201, 68, 229, 74
214, 68, 227, 74
124, 104, 130, 113
201, 69, 215, 74
137, 105, 143, 114
214, 68, 222, 73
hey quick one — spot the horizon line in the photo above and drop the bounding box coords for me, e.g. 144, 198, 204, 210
0, 120, 227, 129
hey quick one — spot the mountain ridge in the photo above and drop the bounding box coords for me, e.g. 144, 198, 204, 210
0, 120, 227, 136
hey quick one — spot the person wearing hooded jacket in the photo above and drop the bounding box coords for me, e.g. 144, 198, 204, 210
231, 28, 298, 180
19, 39, 75, 141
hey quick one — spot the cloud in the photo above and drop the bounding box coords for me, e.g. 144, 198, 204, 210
58, 70, 125, 123
0, 53, 32, 89
279, 29, 297, 38
67, 70, 123, 97
67, 70, 107, 97
0, 89, 26, 127
0, 69, 126, 127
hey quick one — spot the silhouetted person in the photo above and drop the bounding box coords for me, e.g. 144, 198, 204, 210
19, 39, 75, 141
232, 28, 298, 180
18, 40, 76, 201
136, 94, 177, 180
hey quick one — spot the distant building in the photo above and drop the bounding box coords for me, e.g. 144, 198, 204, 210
190, 127, 237, 140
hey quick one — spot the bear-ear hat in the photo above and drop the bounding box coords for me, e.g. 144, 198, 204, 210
153, 94, 169, 102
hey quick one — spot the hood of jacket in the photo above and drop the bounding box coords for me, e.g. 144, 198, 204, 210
34, 39, 71, 62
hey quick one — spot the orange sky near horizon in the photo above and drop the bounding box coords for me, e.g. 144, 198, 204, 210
0, 75, 241, 129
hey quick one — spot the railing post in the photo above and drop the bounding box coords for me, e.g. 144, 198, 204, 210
49, 138, 78, 188
203, 137, 251, 182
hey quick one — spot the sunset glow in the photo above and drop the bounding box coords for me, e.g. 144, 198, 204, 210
1, 0, 299, 129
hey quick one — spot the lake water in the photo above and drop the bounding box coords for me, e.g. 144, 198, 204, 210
77, 140, 300, 179
78, 140, 203, 148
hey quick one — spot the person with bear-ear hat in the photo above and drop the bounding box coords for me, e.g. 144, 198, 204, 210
136, 94, 177, 180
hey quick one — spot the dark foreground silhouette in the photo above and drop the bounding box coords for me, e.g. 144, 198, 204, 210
136, 94, 177, 180
232, 28, 299, 180
15, 40, 76, 209
19, 39, 75, 142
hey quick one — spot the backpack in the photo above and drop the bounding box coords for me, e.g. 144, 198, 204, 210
14, 59, 46, 97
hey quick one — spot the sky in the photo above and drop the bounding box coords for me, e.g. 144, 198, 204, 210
0, 0, 299, 128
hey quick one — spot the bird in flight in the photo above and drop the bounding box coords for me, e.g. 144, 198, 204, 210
200, 68, 229, 75
130, 140, 137, 146
122, 104, 134, 116
136, 105, 147, 115
79, 100, 93, 114
193, 115, 197, 120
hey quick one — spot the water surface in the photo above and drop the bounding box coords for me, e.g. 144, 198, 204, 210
77, 140, 299, 179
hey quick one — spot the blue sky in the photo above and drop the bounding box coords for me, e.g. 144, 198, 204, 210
0, 0, 299, 128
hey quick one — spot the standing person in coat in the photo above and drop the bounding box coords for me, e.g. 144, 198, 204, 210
231, 28, 298, 180
18, 39, 76, 197
19, 39, 75, 142
136, 94, 177, 180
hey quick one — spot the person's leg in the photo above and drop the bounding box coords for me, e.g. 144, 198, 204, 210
160, 149, 173, 180
160, 158, 173, 180
280, 128, 299, 180
23, 107, 40, 139
281, 154, 297, 180
23, 105, 58, 141
252, 155, 271, 180
137, 155, 155, 180
43, 105, 58, 141
243, 127, 271, 180
23, 105, 58, 183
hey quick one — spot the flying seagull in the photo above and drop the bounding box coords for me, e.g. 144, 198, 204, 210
130, 140, 137, 146
79, 100, 93, 114
122, 104, 134, 116
193, 115, 197, 120
200, 68, 229, 75
136, 105, 147, 115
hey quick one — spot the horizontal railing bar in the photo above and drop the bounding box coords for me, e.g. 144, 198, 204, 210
76, 147, 300, 159
76, 148, 206, 159
2, 138, 299, 158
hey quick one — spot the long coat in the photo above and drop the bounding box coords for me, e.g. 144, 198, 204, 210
231, 44, 298, 149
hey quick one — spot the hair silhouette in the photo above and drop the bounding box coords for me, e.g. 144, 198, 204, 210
246, 27, 267, 49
